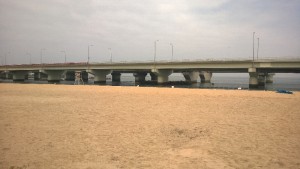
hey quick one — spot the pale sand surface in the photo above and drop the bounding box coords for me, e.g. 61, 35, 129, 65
0, 83, 300, 169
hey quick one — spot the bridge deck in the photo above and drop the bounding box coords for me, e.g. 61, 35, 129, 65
1, 60, 300, 73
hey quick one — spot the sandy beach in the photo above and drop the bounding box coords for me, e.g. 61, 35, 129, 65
0, 83, 300, 169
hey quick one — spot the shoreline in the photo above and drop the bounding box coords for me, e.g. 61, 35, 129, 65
0, 81, 299, 92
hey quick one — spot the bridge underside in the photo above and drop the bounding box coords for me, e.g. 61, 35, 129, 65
1, 60, 299, 88
0, 68, 299, 86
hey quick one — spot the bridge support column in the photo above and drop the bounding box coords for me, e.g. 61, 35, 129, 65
1, 72, 12, 79
200, 71, 212, 83
111, 72, 121, 82
12, 71, 28, 82
151, 69, 173, 84
183, 71, 199, 83
248, 68, 258, 89
134, 72, 147, 83
65, 71, 75, 81
0, 72, 5, 79
81, 71, 89, 82
7, 73, 13, 79
34, 72, 40, 80
34, 72, 48, 80
64, 71, 88, 82
150, 72, 158, 82
266, 73, 275, 83
42, 70, 65, 83
258, 73, 266, 87
88, 69, 112, 84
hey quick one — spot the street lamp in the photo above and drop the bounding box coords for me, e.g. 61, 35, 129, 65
40, 48, 45, 64
61, 50, 67, 63
108, 48, 112, 63
252, 32, 255, 62
154, 40, 159, 62
170, 43, 174, 61
5, 53, 7, 65
257, 38, 259, 60
26, 52, 31, 64
88, 45, 93, 64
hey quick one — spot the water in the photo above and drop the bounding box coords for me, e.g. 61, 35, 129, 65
109, 73, 299, 91
1, 73, 299, 91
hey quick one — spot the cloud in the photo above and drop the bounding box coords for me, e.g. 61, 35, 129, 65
0, 0, 299, 64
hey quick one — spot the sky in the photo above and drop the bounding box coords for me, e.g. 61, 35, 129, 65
0, 0, 300, 65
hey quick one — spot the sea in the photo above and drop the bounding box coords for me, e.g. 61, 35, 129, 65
1, 73, 299, 91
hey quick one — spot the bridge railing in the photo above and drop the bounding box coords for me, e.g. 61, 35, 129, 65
0, 56, 300, 67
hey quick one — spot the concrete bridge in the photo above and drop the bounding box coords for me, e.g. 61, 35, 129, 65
1, 59, 300, 88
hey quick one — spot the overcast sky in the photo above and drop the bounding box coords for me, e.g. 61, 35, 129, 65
0, 0, 300, 64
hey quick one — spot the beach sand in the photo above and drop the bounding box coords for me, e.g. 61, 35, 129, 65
0, 83, 300, 169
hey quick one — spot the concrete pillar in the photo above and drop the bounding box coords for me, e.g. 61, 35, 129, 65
183, 71, 199, 83
111, 72, 121, 82
0, 72, 6, 79
34, 72, 40, 80
87, 69, 112, 84
12, 71, 28, 82
134, 72, 147, 83
248, 68, 258, 89
150, 72, 158, 81
200, 71, 212, 83
34, 72, 48, 80
66, 71, 88, 82
65, 71, 75, 81
266, 73, 275, 83
42, 70, 65, 83
151, 69, 173, 84
258, 73, 266, 87
81, 71, 89, 82
6, 73, 13, 79
1, 72, 13, 79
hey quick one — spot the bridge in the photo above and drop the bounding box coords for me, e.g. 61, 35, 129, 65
1, 59, 300, 88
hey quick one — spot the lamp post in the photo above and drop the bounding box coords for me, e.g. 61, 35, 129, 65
170, 43, 174, 61
88, 45, 93, 64
108, 48, 112, 63
154, 40, 159, 62
26, 52, 31, 64
40, 48, 45, 64
252, 32, 255, 62
257, 38, 259, 60
61, 50, 66, 63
